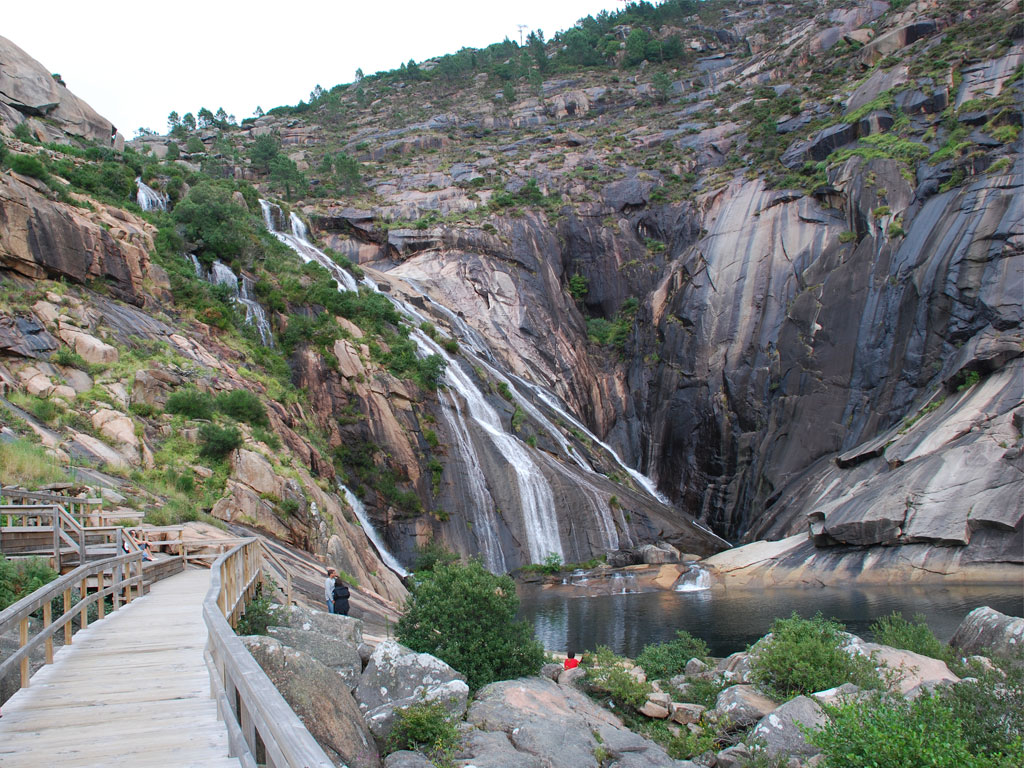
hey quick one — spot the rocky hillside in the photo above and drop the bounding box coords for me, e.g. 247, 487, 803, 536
1, 0, 1021, 584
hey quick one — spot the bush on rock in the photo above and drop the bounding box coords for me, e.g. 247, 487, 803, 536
396, 559, 544, 691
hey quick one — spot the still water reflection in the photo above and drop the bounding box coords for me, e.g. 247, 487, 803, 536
518, 584, 1024, 658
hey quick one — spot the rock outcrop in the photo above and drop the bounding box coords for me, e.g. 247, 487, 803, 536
464, 676, 688, 767
950, 606, 1024, 659
242, 635, 380, 768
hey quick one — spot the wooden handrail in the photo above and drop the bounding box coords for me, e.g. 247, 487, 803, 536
0, 552, 144, 690
203, 539, 333, 768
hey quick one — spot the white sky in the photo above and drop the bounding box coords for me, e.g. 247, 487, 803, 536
4, 1, 622, 136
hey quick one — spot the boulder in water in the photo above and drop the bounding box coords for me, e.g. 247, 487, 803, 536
950, 607, 1024, 660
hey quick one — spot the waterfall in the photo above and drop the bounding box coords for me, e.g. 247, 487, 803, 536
189, 257, 273, 346
340, 483, 408, 578
412, 331, 563, 565
674, 564, 711, 592
135, 177, 168, 211
259, 200, 359, 292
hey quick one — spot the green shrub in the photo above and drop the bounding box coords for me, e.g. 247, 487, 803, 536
198, 423, 243, 460
678, 674, 728, 709
750, 613, 880, 700
810, 692, 992, 768
385, 701, 460, 760
636, 630, 711, 679
869, 612, 950, 662
234, 581, 281, 635
397, 559, 544, 691
0, 439, 67, 487
938, 652, 1024, 760
8, 153, 50, 181
583, 646, 652, 711
53, 348, 90, 370
216, 388, 268, 427
0, 556, 58, 610
12, 122, 35, 143
165, 388, 215, 420
412, 540, 459, 572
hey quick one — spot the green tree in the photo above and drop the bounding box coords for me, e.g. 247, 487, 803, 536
269, 155, 305, 201
396, 559, 544, 690
167, 111, 181, 132
624, 28, 650, 66
181, 112, 196, 132
652, 72, 673, 104
197, 107, 215, 129
172, 180, 258, 260
333, 152, 362, 194
249, 134, 279, 174
527, 30, 548, 73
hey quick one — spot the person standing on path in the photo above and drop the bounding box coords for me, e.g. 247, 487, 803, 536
325, 568, 337, 613
332, 577, 351, 616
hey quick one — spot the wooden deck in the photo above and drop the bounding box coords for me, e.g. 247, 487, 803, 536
0, 568, 241, 768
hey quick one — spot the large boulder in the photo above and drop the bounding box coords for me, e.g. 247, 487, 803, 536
267, 625, 363, 687
354, 640, 469, 741
950, 607, 1024, 660
465, 676, 688, 768
242, 635, 380, 768
750, 695, 828, 758
847, 642, 960, 695
278, 604, 364, 645
710, 685, 779, 728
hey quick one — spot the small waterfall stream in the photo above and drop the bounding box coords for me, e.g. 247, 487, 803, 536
136, 178, 168, 211
674, 564, 711, 592
259, 201, 359, 292
339, 483, 408, 578
188, 256, 273, 346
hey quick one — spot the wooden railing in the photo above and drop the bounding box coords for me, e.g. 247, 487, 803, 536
0, 551, 149, 692
0, 488, 105, 525
203, 539, 331, 768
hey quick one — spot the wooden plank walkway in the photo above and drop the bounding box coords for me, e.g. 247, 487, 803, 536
0, 568, 241, 768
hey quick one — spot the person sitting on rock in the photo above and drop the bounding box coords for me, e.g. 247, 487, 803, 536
564, 651, 579, 670
325, 568, 337, 613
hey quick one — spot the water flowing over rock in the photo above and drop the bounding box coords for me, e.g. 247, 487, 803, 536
262, 200, 725, 571
134, 178, 167, 212
188, 256, 273, 345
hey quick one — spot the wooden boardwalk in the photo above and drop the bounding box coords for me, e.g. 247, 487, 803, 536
0, 568, 240, 768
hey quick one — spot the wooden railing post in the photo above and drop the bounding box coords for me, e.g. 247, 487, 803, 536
63, 588, 73, 645
97, 571, 105, 620
112, 558, 122, 611
19, 617, 29, 688
52, 505, 61, 573
43, 601, 53, 664
80, 579, 89, 629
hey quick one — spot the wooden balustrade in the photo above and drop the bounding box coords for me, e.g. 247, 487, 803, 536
203, 539, 332, 768
0, 551, 156, 692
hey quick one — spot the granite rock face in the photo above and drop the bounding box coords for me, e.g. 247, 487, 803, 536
464, 676, 690, 768
354, 640, 469, 741
950, 607, 1024, 660
242, 635, 380, 768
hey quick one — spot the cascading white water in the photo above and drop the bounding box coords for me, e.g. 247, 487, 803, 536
339, 483, 408, 578
259, 200, 359, 292
674, 564, 711, 592
193, 258, 273, 346
135, 177, 168, 212
412, 332, 564, 564
401, 278, 668, 507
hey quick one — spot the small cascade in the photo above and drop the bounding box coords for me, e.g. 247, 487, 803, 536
259, 200, 359, 292
189, 256, 272, 346
562, 568, 589, 586
674, 564, 711, 592
340, 483, 408, 578
610, 571, 638, 594
188, 254, 207, 280
135, 177, 168, 212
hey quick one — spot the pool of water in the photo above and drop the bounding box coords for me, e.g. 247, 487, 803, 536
517, 583, 1024, 658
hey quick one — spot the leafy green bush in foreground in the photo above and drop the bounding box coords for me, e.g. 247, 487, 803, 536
868, 611, 951, 663
0, 556, 58, 610
386, 701, 459, 763
636, 630, 711, 679
396, 559, 544, 691
750, 613, 879, 700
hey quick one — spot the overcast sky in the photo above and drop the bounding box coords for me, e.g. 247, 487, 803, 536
4, 1, 622, 137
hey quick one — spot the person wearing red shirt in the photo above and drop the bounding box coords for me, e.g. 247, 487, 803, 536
563, 651, 579, 670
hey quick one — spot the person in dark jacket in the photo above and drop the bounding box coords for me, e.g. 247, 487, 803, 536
332, 577, 350, 616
